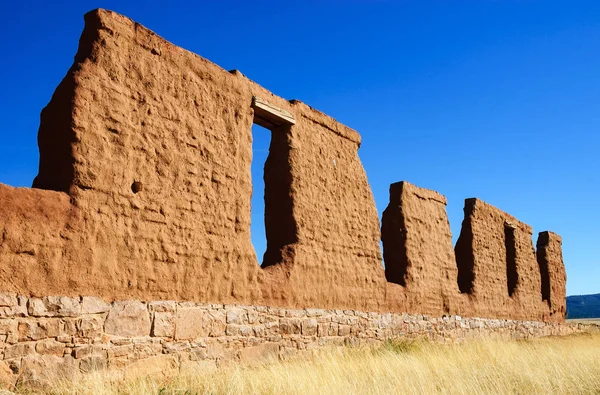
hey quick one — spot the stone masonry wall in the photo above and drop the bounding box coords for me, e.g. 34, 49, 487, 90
0, 293, 587, 389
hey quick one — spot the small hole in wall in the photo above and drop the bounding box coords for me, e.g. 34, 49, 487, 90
131, 181, 143, 194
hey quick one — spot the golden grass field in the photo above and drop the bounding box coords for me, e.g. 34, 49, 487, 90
39, 329, 600, 395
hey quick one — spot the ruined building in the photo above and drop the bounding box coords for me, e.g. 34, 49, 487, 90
0, 9, 566, 324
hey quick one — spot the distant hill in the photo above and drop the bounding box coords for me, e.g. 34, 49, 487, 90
566, 293, 600, 319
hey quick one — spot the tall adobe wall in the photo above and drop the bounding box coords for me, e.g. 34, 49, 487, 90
0, 9, 385, 311
0, 9, 566, 322
382, 182, 462, 316
380, 182, 566, 322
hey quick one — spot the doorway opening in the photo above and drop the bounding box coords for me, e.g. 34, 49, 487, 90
250, 97, 298, 268
505, 223, 518, 297
250, 124, 270, 264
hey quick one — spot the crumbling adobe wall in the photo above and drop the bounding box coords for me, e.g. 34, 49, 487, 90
0, 9, 385, 311
265, 102, 384, 310
453, 198, 557, 321
382, 182, 463, 316
537, 232, 567, 320
380, 183, 566, 322
0, 8, 566, 323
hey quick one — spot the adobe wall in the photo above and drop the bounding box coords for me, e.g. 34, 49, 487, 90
537, 232, 567, 320
454, 198, 556, 321
0, 7, 566, 328
0, 9, 385, 311
382, 182, 463, 316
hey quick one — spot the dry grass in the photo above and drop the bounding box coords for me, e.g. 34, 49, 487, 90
45, 331, 600, 395
568, 318, 600, 325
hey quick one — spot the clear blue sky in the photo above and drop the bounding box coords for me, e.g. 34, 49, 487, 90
0, 1, 598, 296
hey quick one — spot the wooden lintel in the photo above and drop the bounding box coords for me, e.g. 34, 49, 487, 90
251, 96, 296, 127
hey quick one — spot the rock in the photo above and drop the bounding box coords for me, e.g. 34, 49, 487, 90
3, 342, 35, 359
0, 361, 16, 389
104, 301, 150, 337
338, 325, 351, 336
79, 355, 108, 373
0, 294, 17, 308
148, 301, 176, 313
72, 345, 93, 359
280, 318, 301, 335
44, 296, 81, 317
0, 296, 27, 318
207, 310, 226, 337
226, 308, 245, 325
18, 319, 61, 341
35, 339, 65, 356
77, 316, 104, 338
152, 312, 174, 337
17, 355, 77, 389
28, 296, 81, 317
0, 320, 18, 344
27, 298, 47, 316
175, 307, 207, 340
81, 296, 111, 314
302, 319, 318, 336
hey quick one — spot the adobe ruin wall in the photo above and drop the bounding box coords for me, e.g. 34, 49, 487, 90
0, 8, 573, 386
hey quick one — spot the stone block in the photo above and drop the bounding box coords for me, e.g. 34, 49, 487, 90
0, 360, 17, 389
0, 296, 27, 318
27, 298, 46, 316
79, 355, 108, 373
18, 319, 61, 341
226, 308, 245, 325
104, 301, 151, 337
152, 312, 174, 337
18, 355, 77, 389
4, 342, 35, 359
175, 307, 207, 340
305, 308, 325, 317
77, 316, 104, 338
72, 345, 93, 359
36, 339, 65, 356
148, 301, 176, 313
280, 318, 301, 335
0, 294, 18, 307
28, 296, 81, 317
48, 296, 81, 317
107, 345, 134, 358
81, 296, 111, 314
207, 310, 227, 336
206, 343, 235, 360
0, 319, 18, 344
225, 325, 240, 336
302, 319, 318, 336
133, 342, 162, 359
338, 325, 351, 336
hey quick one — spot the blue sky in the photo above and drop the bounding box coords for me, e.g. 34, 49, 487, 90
0, 1, 598, 296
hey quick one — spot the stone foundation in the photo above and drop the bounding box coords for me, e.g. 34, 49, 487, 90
0, 294, 590, 388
